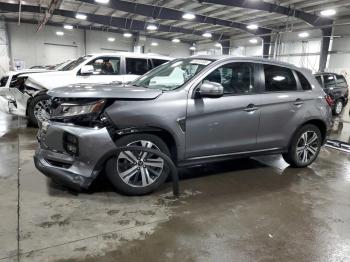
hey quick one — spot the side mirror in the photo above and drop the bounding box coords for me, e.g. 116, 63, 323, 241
197, 81, 224, 98
80, 65, 94, 75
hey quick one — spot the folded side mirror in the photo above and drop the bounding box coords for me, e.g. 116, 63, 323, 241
197, 81, 224, 98
80, 65, 94, 75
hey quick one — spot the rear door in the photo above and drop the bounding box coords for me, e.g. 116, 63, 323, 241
255, 64, 308, 150
123, 57, 150, 83
185, 61, 261, 158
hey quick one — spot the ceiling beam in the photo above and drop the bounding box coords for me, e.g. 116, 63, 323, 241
0, 2, 230, 42
37, 0, 63, 31
79, 0, 272, 35
199, 0, 333, 27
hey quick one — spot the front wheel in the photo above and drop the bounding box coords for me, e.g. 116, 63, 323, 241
282, 124, 322, 168
27, 94, 51, 127
333, 100, 343, 116
105, 134, 171, 195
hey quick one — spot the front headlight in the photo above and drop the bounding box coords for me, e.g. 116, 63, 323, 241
52, 99, 106, 118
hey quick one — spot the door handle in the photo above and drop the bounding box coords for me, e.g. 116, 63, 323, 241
294, 98, 304, 106
244, 104, 259, 112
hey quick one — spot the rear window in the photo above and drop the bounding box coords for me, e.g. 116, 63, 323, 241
264, 64, 297, 92
336, 75, 348, 88
296, 71, 312, 90
324, 74, 336, 88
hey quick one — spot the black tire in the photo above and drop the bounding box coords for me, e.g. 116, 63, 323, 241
282, 124, 322, 168
105, 134, 171, 196
333, 99, 343, 116
27, 94, 51, 127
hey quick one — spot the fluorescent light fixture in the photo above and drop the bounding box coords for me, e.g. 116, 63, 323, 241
214, 42, 222, 48
172, 38, 180, 43
107, 37, 115, 42
147, 24, 158, 31
64, 24, 73, 30
123, 32, 132, 38
320, 9, 336, 17
247, 24, 258, 30
298, 32, 309, 38
249, 38, 258, 44
56, 31, 64, 36
202, 32, 212, 38
151, 42, 159, 46
182, 13, 196, 20
76, 13, 87, 20
95, 0, 109, 3
273, 76, 286, 81
189, 46, 196, 50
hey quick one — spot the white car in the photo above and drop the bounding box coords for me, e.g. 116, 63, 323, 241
6, 52, 172, 125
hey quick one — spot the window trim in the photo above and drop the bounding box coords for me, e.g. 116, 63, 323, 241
191, 61, 260, 99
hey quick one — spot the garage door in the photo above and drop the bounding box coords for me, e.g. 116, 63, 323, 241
44, 43, 78, 66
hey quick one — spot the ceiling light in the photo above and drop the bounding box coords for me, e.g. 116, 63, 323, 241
151, 42, 158, 46
298, 32, 309, 38
107, 37, 115, 42
320, 9, 336, 17
182, 13, 196, 20
123, 32, 132, 38
56, 31, 64, 36
64, 24, 73, 30
249, 38, 258, 44
202, 32, 212, 38
214, 42, 222, 48
95, 0, 109, 3
147, 24, 158, 31
247, 24, 258, 30
189, 46, 196, 50
172, 38, 180, 43
75, 13, 87, 20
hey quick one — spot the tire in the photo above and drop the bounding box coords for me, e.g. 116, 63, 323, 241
333, 99, 343, 116
282, 124, 322, 168
105, 134, 171, 196
27, 94, 51, 127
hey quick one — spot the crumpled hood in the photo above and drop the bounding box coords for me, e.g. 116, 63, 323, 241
47, 83, 162, 99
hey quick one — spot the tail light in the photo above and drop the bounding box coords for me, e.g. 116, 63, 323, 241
325, 95, 334, 107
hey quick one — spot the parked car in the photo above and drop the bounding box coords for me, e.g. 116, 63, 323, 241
314, 72, 349, 115
34, 56, 332, 195
6, 52, 172, 125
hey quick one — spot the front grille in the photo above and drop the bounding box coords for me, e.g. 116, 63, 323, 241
0, 76, 9, 87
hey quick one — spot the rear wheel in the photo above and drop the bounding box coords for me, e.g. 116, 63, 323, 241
282, 124, 321, 168
105, 134, 171, 195
333, 99, 343, 116
27, 94, 51, 126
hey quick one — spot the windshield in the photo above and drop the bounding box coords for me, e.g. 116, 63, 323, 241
59, 55, 92, 71
132, 58, 213, 90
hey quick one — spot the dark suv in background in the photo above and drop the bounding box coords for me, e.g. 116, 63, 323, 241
34, 56, 333, 195
315, 73, 349, 115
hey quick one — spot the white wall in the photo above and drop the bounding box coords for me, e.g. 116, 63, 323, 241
7, 22, 190, 69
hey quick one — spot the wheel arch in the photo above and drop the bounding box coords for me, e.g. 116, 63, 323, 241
290, 119, 328, 147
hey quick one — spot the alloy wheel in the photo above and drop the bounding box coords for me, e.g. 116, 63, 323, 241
335, 101, 343, 115
116, 140, 164, 187
296, 131, 319, 164
33, 99, 51, 123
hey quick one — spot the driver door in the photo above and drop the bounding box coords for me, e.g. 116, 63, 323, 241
76, 56, 123, 84
185, 62, 261, 159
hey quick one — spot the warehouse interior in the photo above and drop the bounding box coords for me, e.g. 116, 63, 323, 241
1, 0, 350, 261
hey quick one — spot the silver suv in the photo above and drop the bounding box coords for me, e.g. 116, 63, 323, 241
34, 56, 332, 195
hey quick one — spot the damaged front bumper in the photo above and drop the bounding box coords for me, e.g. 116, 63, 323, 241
34, 121, 117, 190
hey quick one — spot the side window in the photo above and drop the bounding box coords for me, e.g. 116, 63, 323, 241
204, 62, 255, 94
323, 74, 336, 88
87, 57, 120, 75
296, 71, 312, 90
152, 59, 169, 68
336, 75, 348, 88
264, 64, 297, 92
315, 75, 323, 86
126, 58, 149, 75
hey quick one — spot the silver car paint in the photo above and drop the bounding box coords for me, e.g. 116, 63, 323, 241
35, 56, 332, 184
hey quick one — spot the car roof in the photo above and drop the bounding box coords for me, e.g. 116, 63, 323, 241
188, 55, 306, 72
87, 52, 173, 60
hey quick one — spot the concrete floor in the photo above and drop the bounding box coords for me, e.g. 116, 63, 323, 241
1, 101, 350, 262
